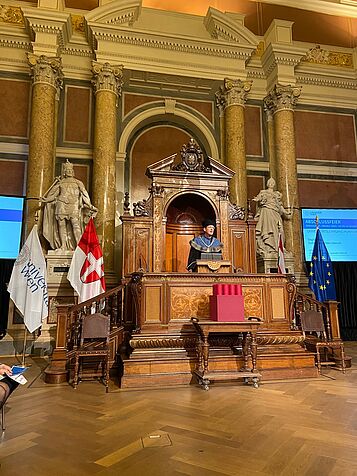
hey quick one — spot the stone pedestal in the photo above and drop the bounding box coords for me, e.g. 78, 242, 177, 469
257, 254, 294, 274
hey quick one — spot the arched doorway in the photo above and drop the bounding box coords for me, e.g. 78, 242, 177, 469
165, 193, 216, 272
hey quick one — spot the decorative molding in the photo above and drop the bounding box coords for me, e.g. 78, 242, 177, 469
296, 74, 357, 90
302, 45, 353, 68
0, 37, 30, 50
257, 335, 304, 345
90, 27, 255, 61
71, 15, 85, 34
216, 78, 252, 109
264, 84, 301, 114
0, 5, 24, 26
91, 61, 123, 96
204, 7, 258, 47
27, 53, 63, 92
62, 46, 93, 57
85, 0, 141, 26
130, 336, 197, 349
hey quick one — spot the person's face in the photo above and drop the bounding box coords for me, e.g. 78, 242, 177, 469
204, 225, 215, 237
64, 167, 74, 177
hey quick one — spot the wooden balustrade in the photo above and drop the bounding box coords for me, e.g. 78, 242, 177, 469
44, 283, 128, 384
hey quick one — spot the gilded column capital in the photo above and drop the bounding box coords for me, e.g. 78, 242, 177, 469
264, 84, 301, 114
92, 61, 124, 97
216, 78, 252, 109
27, 53, 63, 92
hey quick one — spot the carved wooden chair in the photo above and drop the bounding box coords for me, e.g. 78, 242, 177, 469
72, 313, 111, 392
300, 310, 346, 374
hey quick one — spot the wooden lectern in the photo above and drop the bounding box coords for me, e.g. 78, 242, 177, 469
196, 259, 232, 273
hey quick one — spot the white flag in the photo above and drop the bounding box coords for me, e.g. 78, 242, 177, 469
67, 218, 106, 303
277, 231, 286, 274
8, 225, 48, 333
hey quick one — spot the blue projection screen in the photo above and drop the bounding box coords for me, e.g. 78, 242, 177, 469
0, 196, 24, 259
302, 208, 357, 262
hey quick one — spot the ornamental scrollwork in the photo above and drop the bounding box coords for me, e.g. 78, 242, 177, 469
71, 15, 85, 33
264, 84, 301, 114
92, 61, 124, 97
27, 54, 63, 92
0, 5, 24, 25
303, 45, 353, 69
229, 202, 245, 220
216, 78, 252, 108
133, 197, 152, 217
171, 138, 212, 173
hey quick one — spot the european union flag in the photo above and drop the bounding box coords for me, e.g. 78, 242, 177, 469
308, 229, 336, 302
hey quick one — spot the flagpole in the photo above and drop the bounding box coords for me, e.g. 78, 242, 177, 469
21, 326, 27, 366
20, 210, 39, 367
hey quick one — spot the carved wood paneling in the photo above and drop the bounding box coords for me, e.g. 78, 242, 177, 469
170, 286, 211, 319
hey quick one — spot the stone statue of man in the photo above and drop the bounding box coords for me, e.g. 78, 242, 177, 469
41, 160, 97, 251
252, 177, 292, 257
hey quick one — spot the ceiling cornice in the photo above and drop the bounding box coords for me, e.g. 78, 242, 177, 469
256, 0, 357, 19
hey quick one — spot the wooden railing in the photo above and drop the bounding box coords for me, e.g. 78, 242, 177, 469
66, 284, 126, 351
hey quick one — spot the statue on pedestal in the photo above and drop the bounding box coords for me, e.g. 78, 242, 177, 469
41, 160, 97, 251
253, 178, 291, 257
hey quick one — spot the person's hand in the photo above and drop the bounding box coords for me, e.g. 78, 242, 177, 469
0, 364, 12, 376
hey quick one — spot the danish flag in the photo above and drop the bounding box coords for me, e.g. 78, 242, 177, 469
67, 218, 106, 303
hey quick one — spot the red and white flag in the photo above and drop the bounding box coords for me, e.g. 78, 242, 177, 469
67, 218, 106, 303
277, 231, 286, 274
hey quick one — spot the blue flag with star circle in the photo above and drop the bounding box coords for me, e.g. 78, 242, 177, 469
308, 229, 336, 302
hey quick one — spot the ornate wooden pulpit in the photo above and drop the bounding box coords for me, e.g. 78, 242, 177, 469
118, 140, 317, 389
121, 139, 257, 275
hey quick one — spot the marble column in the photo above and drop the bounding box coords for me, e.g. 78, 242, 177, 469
265, 84, 303, 272
216, 78, 252, 208
92, 62, 123, 273
26, 54, 62, 235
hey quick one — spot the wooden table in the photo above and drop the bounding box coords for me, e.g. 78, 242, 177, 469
191, 318, 262, 390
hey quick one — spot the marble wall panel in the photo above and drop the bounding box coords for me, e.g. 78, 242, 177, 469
247, 175, 264, 215
0, 159, 25, 196
130, 126, 190, 205
181, 99, 213, 123
123, 93, 159, 117
298, 179, 357, 208
245, 105, 262, 157
0, 79, 30, 139
295, 110, 357, 163
64, 85, 91, 144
